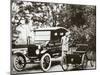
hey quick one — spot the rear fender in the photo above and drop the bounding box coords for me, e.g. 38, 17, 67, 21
12, 48, 27, 55
13, 52, 26, 58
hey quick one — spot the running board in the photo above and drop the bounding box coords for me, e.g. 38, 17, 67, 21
51, 57, 62, 61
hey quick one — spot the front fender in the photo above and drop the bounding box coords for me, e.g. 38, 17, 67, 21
40, 49, 47, 54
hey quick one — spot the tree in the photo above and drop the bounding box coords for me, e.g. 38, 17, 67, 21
12, 0, 96, 46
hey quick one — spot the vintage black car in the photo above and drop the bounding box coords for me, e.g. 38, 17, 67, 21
12, 27, 69, 72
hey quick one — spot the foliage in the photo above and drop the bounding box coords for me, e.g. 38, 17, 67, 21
11, 0, 96, 46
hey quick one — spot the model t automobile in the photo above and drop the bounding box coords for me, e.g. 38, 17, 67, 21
12, 27, 88, 72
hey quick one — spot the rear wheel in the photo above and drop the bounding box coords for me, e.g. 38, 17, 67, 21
13, 54, 26, 71
40, 53, 51, 72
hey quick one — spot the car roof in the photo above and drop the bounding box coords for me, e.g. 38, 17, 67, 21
34, 27, 69, 31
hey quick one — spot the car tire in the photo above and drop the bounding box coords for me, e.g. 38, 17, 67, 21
40, 53, 51, 72
13, 54, 26, 71
61, 56, 68, 71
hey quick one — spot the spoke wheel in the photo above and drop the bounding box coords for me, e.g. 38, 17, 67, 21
40, 53, 51, 72
13, 55, 26, 71
61, 56, 68, 71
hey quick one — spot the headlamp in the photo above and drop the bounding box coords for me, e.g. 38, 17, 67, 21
36, 49, 39, 55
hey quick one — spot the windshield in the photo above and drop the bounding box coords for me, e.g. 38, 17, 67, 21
51, 29, 67, 41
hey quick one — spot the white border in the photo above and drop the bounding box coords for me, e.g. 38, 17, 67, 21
0, 0, 100, 75
22, 0, 96, 5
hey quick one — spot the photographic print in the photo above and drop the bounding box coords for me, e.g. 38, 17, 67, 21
11, 0, 96, 74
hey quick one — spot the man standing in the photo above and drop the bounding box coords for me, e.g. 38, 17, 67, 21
61, 31, 70, 57
60, 31, 71, 70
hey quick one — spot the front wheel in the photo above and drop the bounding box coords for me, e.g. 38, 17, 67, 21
13, 54, 26, 71
61, 56, 68, 71
40, 53, 51, 72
